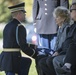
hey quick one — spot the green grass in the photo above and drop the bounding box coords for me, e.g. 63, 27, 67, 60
0, 50, 37, 75
29, 59, 37, 75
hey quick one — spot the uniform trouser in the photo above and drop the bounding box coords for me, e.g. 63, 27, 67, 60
53, 55, 65, 75
6, 57, 32, 75
37, 56, 56, 75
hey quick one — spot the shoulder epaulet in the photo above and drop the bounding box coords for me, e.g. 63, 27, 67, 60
16, 24, 22, 45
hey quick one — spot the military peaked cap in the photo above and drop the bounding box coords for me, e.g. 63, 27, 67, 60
8, 2, 26, 13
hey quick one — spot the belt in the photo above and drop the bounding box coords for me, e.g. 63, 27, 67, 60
3, 48, 20, 52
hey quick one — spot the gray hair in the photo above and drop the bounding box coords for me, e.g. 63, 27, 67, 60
53, 6, 70, 22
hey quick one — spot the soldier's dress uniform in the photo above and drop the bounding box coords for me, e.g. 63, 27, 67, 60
0, 2, 37, 75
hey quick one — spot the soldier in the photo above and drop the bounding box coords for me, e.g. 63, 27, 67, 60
32, 0, 69, 75
0, 2, 37, 75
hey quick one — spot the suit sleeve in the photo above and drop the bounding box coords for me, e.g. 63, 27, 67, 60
33, 0, 39, 23
60, 0, 69, 8
18, 25, 37, 58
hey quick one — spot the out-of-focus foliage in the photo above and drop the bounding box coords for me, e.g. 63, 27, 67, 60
0, 0, 22, 23
25, 0, 33, 17
0, 31, 3, 38
69, 0, 72, 5
0, 0, 10, 23
24, 0, 33, 22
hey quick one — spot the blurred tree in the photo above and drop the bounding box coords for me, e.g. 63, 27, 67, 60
69, 0, 72, 5
8, 0, 21, 5
0, 0, 22, 23
0, 0, 10, 23
24, 0, 33, 23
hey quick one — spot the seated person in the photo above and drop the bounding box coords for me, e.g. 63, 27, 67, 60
53, 2, 76, 75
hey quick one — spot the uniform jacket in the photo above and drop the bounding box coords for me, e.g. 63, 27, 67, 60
33, 0, 69, 34
0, 19, 36, 73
